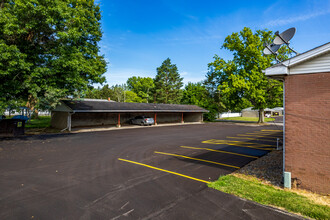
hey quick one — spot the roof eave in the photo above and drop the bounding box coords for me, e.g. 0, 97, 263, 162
52, 100, 74, 112
265, 64, 288, 77
265, 42, 330, 77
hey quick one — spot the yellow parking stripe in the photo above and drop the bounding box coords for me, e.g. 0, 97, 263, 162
245, 133, 282, 136
118, 158, 210, 184
226, 136, 278, 142
180, 146, 258, 159
254, 130, 282, 132
202, 139, 274, 147
154, 151, 240, 169
237, 134, 281, 138
225, 140, 272, 147
202, 139, 274, 150
251, 131, 282, 134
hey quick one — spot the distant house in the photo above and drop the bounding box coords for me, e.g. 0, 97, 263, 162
241, 107, 259, 117
241, 107, 281, 117
265, 42, 330, 194
272, 107, 284, 116
51, 99, 208, 131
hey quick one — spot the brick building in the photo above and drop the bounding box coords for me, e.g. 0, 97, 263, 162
265, 42, 330, 194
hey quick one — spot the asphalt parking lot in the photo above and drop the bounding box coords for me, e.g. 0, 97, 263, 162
0, 122, 301, 219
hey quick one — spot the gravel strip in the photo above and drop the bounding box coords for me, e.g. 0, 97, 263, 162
235, 150, 283, 187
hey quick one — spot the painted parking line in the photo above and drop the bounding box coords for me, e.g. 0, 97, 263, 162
250, 131, 283, 134
253, 129, 282, 132
237, 134, 282, 138
118, 158, 210, 184
180, 146, 259, 159
154, 151, 240, 169
218, 140, 273, 147
245, 132, 282, 136
202, 139, 275, 147
226, 136, 279, 142
202, 140, 274, 151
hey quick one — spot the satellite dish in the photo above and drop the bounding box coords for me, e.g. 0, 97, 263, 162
263, 43, 281, 55
274, 27, 296, 45
263, 27, 299, 62
273, 27, 299, 55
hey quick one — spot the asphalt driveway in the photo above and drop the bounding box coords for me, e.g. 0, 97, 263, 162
0, 122, 301, 219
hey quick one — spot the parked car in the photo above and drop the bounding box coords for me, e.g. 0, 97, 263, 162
265, 113, 271, 118
130, 116, 154, 126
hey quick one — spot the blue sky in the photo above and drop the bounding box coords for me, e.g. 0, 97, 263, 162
97, 0, 330, 86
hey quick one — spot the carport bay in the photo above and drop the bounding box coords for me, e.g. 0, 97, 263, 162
51, 99, 208, 130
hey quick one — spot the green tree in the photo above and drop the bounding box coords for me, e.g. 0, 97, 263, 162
181, 82, 223, 121
85, 84, 143, 103
126, 76, 154, 103
154, 58, 183, 104
125, 91, 142, 103
0, 0, 107, 116
206, 27, 290, 123
181, 82, 210, 106
85, 84, 113, 100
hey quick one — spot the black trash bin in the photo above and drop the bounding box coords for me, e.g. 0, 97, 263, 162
0, 119, 25, 136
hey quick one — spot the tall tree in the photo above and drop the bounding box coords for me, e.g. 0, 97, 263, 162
85, 84, 144, 103
85, 85, 113, 100
181, 82, 210, 107
206, 27, 290, 122
126, 76, 154, 103
112, 84, 126, 102
124, 91, 143, 103
0, 0, 107, 116
181, 82, 222, 121
154, 58, 183, 104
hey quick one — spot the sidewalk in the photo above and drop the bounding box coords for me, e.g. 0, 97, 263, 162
216, 116, 283, 127
71, 122, 204, 134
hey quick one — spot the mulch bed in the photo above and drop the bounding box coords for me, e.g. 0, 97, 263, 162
235, 150, 283, 187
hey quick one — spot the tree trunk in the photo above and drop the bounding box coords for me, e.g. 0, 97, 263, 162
258, 108, 265, 123
26, 94, 39, 119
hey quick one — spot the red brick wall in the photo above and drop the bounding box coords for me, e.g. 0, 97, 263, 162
285, 72, 330, 194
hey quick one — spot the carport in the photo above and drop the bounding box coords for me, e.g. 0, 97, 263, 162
51, 99, 208, 131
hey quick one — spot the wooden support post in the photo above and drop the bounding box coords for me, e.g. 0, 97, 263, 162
117, 113, 121, 127
181, 112, 184, 124
154, 113, 157, 125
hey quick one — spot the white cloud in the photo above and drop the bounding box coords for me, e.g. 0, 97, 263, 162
264, 10, 330, 27
180, 71, 188, 76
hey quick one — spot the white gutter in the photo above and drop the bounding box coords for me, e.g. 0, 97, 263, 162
61, 112, 74, 132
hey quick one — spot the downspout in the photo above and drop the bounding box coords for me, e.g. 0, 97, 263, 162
61, 112, 75, 132
282, 80, 285, 177
117, 113, 121, 127
282, 79, 292, 188
279, 79, 288, 187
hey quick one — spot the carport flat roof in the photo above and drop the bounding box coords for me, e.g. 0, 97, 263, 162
55, 99, 209, 113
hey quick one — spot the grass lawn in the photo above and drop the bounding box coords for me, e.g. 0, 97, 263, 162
209, 174, 330, 219
25, 116, 51, 128
219, 117, 275, 122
